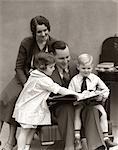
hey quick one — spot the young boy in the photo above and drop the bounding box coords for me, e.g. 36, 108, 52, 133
69, 53, 117, 149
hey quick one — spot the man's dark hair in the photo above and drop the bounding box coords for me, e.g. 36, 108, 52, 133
52, 41, 68, 55
30, 16, 50, 37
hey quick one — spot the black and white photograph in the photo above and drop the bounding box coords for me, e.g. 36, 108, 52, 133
0, 0, 118, 150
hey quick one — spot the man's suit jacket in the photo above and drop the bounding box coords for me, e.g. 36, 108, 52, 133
51, 61, 78, 87
48, 62, 78, 110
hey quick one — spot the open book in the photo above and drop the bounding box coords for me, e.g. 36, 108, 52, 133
74, 90, 106, 106
47, 90, 106, 106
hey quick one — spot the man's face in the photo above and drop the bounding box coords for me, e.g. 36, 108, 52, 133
36, 24, 49, 42
55, 46, 71, 70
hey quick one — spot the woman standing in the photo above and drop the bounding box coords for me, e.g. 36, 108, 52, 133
0, 15, 56, 150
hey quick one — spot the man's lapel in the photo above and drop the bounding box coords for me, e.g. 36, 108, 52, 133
68, 61, 78, 79
51, 67, 63, 86
51, 61, 78, 86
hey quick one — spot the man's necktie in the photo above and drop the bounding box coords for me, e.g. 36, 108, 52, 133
81, 76, 87, 92
63, 70, 70, 87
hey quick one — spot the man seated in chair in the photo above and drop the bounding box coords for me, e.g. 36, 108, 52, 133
48, 40, 112, 150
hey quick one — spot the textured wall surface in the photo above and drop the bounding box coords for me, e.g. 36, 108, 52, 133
0, 0, 117, 91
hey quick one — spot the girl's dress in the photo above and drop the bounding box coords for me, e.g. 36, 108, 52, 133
13, 70, 60, 126
0, 36, 55, 124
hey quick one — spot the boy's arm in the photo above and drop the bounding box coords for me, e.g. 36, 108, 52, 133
93, 77, 109, 102
96, 76, 110, 100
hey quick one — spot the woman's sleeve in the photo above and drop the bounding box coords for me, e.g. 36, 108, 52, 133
15, 40, 28, 86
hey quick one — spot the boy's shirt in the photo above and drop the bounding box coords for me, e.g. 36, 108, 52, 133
68, 73, 109, 99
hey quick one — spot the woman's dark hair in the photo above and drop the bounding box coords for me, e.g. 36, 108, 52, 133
30, 16, 51, 37
52, 41, 67, 55
34, 52, 55, 70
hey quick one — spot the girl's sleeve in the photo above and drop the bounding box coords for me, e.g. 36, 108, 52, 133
36, 76, 81, 98
36, 77, 61, 94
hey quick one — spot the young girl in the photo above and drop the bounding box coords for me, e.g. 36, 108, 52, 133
12, 52, 80, 150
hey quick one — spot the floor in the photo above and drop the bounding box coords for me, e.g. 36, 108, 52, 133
0, 123, 118, 150
0, 123, 63, 150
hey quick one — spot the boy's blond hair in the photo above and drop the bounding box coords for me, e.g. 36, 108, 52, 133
77, 53, 93, 65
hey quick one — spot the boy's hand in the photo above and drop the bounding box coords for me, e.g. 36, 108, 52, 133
82, 90, 90, 98
95, 90, 107, 102
77, 90, 94, 101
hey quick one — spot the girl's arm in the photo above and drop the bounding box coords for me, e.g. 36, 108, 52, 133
57, 86, 81, 99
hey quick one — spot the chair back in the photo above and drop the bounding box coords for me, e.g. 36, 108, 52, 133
99, 37, 118, 66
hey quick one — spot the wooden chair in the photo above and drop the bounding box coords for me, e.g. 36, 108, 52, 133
97, 36, 118, 148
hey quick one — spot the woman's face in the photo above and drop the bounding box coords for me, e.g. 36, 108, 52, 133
36, 24, 49, 42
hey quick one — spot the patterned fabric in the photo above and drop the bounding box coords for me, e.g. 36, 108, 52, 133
62, 69, 70, 88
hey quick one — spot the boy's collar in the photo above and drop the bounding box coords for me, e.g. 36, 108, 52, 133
79, 73, 92, 81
